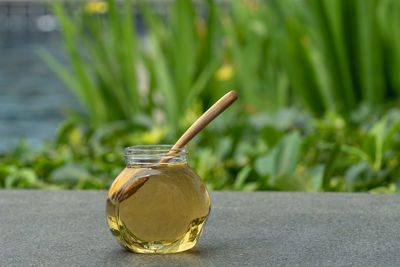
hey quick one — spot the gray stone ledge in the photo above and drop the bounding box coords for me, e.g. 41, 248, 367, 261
1, 190, 400, 266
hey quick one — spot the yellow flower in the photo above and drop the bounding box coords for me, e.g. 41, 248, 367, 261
85, 1, 108, 14
216, 64, 234, 81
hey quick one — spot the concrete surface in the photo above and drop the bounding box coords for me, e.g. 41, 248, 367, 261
1, 190, 400, 266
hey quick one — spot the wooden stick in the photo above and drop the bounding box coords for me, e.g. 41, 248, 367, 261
109, 91, 238, 202
161, 90, 238, 162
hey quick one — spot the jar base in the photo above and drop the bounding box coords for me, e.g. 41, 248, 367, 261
117, 220, 206, 254
107, 213, 207, 254
123, 240, 198, 254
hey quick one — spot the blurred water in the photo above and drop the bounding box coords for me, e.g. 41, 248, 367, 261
0, 32, 79, 150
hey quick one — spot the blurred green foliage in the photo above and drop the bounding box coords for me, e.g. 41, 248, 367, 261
2, 0, 400, 192
1, 106, 400, 192
41, 0, 400, 118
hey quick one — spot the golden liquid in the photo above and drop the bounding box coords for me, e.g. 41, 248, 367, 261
106, 163, 210, 254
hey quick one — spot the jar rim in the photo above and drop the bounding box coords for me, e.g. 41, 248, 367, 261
124, 145, 188, 166
125, 145, 188, 155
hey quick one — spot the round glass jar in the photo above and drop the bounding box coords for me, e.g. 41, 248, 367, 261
106, 145, 211, 254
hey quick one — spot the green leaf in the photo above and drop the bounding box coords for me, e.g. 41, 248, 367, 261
215, 137, 233, 160
355, 0, 384, 106
50, 163, 90, 186
271, 170, 314, 192
275, 131, 302, 175
309, 164, 324, 192
233, 165, 252, 190
369, 117, 388, 170
242, 182, 259, 192
5, 168, 38, 188
260, 126, 283, 148
255, 131, 302, 177
369, 183, 396, 194
255, 151, 276, 177
284, 19, 327, 114
383, 119, 400, 151
344, 161, 369, 188
322, 142, 341, 191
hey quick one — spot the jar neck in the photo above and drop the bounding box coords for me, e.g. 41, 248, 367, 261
124, 145, 188, 167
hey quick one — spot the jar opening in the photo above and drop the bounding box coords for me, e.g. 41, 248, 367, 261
124, 145, 188, 166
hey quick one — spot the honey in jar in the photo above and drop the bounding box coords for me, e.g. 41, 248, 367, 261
106, 145, 210, 254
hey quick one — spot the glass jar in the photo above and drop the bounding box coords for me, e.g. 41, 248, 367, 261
106, 145, 211, 254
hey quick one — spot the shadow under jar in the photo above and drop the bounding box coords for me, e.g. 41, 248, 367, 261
106, 145, 211, 254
